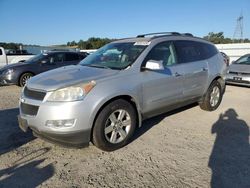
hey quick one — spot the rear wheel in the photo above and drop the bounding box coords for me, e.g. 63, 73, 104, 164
92, 99, 137, 151
199, 80, 222, 111
19, 73, 33, 87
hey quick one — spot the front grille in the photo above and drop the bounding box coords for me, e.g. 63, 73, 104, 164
21, 102, 39, 116
24, 87, 46, 101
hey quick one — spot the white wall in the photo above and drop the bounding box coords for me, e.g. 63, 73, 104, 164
215, 43, 250, 64
80, 49, 97, 54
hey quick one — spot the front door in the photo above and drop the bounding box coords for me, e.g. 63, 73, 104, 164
141, 41, 184, 116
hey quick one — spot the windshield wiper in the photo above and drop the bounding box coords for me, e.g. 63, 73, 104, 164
83, 64, 111, 69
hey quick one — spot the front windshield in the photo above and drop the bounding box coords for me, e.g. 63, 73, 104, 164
234, 55, 250, 65
79, 42, 147, 70
25, 53, 47, 63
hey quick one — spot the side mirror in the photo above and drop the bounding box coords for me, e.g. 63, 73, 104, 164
144, 60, 164, 70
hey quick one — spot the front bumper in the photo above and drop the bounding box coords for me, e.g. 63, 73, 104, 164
0, 73, 18, 85
226, 73, 250, 87
18, 90, 94, 147
18, 115, 90, 147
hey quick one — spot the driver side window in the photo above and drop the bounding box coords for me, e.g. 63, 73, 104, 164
144, 42, 177, 67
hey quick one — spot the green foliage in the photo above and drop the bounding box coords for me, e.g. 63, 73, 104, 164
203, 32, 250, 44
0, 42, 23, 49
67, 37, 114, 49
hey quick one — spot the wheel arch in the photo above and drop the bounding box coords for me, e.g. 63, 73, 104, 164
18, 71, 35, 86
210, 75, 225, 93
90, 95, 142, 141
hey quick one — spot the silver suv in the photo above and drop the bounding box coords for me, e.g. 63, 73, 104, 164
18, 32, 227, 151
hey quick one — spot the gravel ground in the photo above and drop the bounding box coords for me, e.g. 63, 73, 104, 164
0, 85, 249, 188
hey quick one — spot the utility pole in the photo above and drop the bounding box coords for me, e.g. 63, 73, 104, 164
233, 13, 244, 43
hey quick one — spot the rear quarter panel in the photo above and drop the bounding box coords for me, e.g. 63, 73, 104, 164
206, 53, 227, 91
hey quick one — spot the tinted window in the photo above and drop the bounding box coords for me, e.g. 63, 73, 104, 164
143, 42, 177, 67
174, 40, 218, 63
46, 53, 65, 64
79, 52, 88, 60
0, 49, 2, 55
65, 53, 80, 61
199, 43, 218, 59
174, 41, 203, 63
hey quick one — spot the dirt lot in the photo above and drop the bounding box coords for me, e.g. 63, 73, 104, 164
0, 85, 249, 188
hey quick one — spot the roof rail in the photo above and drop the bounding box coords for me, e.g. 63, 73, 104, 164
137, 32, 181, 38
182, 33, 193, 37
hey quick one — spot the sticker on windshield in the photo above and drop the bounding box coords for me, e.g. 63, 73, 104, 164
134, 41, 151, 46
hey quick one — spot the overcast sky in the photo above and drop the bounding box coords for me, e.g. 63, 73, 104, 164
0, 0, 249, 46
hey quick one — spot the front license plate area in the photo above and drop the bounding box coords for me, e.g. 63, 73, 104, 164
233, 77, 242, 81
18, 115, 28, 132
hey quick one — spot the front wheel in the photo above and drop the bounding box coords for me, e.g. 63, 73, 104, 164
19, 73, 33, 87
92, 99, 137, 151
199, 80, 223, 111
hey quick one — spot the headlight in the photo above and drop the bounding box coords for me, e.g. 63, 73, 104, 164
2, 69, 14, 75
46, 81, 96, 102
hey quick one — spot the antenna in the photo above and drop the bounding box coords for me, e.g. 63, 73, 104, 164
233, 12, 244, 43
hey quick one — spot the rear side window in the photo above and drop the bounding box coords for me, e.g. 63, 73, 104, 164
65, 53, 80, 61
79, 52, 88, 60
174, 40, 218, 64
199, 43, 218, 59
0, 49, 2, 55
174, 40, 203, 63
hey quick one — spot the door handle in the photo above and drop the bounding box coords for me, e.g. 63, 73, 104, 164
175, 72, 182, 77
202, 67, 208, 71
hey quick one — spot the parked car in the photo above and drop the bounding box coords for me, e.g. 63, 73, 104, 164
0, 51, 87, 86
226, 54, 250, 87
0, 47, 34, 67
220, 52, 230, 66
18, 32, 227, 151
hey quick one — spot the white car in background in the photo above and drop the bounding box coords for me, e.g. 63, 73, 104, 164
0, 47, 34, 68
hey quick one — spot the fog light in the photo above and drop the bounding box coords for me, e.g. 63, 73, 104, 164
45, 119, 76, 128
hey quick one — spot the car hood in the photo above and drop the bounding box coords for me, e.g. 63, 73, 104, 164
229, 64, 250, 74
27, 65, 120, 91
0, 62, 27, 71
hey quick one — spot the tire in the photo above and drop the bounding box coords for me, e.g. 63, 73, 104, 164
92, 99, 137, 151
19, 73, 33, 87
199, 80, 222, 111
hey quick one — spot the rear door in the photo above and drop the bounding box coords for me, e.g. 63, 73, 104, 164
174, 40, 209, 100
141, 41, 184, 116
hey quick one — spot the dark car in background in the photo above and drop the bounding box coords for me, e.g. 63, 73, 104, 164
0, 51, 88, 86
226, 54, 250, 87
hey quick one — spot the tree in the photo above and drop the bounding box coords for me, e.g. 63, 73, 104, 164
203, 32, 250, 44
66, 37, 114, 49
203, 32, 225, 44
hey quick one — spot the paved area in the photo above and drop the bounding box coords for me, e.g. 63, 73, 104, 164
0, 85, 249, 188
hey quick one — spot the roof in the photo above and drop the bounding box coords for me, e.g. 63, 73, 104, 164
113, 32, 210, 44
